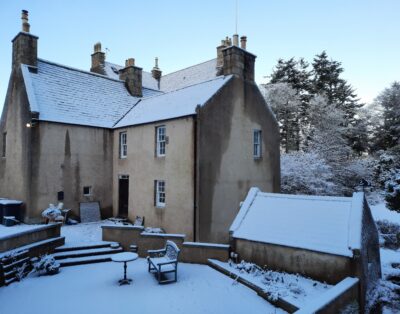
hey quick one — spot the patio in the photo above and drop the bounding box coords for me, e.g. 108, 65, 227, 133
0, 258, 286, 314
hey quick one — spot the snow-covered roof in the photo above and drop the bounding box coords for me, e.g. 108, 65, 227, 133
21, 58, 226, 129
114, 75, 232, 128
230, 188, 366, 257
104, 59, 219, 93
21, 60, 162, 128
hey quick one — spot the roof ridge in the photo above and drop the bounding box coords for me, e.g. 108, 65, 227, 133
37, 58, 124, 83
105, 61, 153, 75
259, 192, 352, 202
139, 75, 230, 101
162, 58, 217, 78
38, 59, 162, 93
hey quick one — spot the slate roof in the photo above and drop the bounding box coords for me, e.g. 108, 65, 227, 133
104, 59, 218, 92
21, 58, 227, 129
115, 75, 232, 128
230, 188, 366, 257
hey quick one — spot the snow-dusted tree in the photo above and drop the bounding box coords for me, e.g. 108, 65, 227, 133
262, 83, 301, 152
372, 82, 400, 151
268, 58, 312, 150
281, 151, 336, 195
311, 51, 361, 124
306, 94, 350, 161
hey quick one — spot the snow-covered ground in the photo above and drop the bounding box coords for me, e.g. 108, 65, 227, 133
369, 202, 400, 313
371, 202, 400, 225
0, 259, 285, 314
0, 224, 43, 238
210, 259, 330, 309
61, 221, 108, 243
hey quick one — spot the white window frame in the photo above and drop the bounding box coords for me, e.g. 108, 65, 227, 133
119, 131, 127, 159
253, 129, 262, 158
156, 126, 166, 157
83, 186, 92, 196
155, 180, 166, 208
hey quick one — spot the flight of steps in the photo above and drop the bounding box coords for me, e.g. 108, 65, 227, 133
53, 241, 124, 267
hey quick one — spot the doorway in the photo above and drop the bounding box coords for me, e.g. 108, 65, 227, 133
118, 175, 129, 217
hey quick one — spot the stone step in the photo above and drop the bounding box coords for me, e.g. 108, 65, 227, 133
53, 246, 123, 260
58, 253, 117, 267
54, 241, 119, 253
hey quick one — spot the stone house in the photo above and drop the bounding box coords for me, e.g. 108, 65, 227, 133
0, 11, 280, 243
230, 187, 381, 310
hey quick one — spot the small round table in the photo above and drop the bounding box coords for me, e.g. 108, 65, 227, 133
111, 252, 138, 285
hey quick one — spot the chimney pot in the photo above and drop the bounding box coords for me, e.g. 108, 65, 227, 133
233, 34, 239, 46
21, 10, 30, 32
125, 58, 135, 67
94, 42, 102, 53
240, 36, 247, 50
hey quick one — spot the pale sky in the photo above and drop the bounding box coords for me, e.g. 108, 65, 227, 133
0, 0, 399, 112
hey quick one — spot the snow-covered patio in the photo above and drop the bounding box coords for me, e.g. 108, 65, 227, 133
0, 258, 285, 314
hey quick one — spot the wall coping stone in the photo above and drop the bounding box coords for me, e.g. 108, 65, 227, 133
0, 223, 61, 241
183, 242, 230, 249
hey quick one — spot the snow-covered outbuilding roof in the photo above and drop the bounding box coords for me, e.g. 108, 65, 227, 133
21, 59, 227, 129
230, 188, 366, 257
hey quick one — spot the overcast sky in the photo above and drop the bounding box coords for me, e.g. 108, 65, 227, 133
0, 0, 399, 112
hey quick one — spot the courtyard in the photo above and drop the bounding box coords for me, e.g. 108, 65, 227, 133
0, 257, 285, 314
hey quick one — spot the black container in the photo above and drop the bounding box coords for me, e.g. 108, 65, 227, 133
0, 200, 23, 223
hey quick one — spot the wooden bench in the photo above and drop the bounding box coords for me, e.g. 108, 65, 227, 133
147, 240, 180, 284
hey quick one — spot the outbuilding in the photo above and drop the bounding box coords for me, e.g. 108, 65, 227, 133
229, 187, 381, 309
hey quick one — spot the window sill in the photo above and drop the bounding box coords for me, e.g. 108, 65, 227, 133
155, 205, 166, 209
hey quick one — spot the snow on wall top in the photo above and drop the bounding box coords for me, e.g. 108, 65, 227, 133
114, 75, 232, 128
104, 59, 219, 93
22, 60, 162, 128
230, 189, 365, 257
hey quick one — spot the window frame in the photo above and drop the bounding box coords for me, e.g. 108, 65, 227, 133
156, 125, 166, 157
83, 186, 92, 196
119, 131, 127, 159
253, 129, 262, 159
155, 180, 166, 208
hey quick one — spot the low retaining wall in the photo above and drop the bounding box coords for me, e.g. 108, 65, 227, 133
233, 238, 352, 284
295, 277, 359, 314
102, 225, 230, 264
0, 223, 62, 253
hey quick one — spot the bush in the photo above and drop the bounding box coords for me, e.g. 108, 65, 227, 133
31, 255, 60, 276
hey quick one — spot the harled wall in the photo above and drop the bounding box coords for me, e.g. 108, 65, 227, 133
197, 77, 280, 243
113, 117, 195, 240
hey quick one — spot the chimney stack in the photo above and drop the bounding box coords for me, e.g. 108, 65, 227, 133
119, 58, 143, 97
90, 42, 106, 75
151, 57, 162, 88
12, 10, 38, 68
218, 34, 256, 82
240, 36, 247, 50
